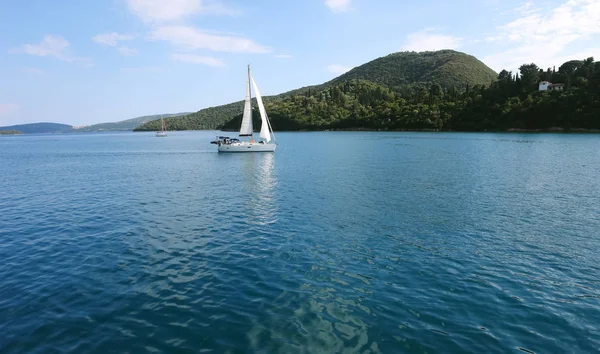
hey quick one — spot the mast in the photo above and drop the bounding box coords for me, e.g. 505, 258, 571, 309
247, 64, 252, 137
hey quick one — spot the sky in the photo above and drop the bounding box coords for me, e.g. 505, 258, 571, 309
1, 0, 599, 126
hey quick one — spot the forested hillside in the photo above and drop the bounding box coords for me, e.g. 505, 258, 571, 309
223, 58, 600, 131
135, 50, 498, 131
285, 50, 498, 96
136, 52, 600, 132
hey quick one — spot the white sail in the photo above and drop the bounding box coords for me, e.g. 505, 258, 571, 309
251, 76, 271, 142
239, 75, 253, 136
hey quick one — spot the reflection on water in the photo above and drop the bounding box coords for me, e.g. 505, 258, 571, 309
240, 152, 278, 226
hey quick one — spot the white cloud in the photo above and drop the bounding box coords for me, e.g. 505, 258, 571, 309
0, 103, 19, 117
149, 25, 270, 53
118, 46, 138, 56
126, 0, 239, 22
93, 32, 135, 46
482, 0, 600, 71
327, 64, 352, 75
274, 54, 293, 59
11, 35, 91, 64
121, 66, 162, 73
18, 35, 69, 57
514, 1, 538, 15
325, 0, 352, 13
402, 29, 462, 52
170, 53, 225, 66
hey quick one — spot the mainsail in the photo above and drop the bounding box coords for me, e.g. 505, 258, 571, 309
239, 67, 253, 136
250, 76, 271, 143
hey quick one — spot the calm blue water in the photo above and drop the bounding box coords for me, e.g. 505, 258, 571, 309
1, 131, 599, 353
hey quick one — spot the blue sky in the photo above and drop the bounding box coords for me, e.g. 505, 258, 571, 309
1, 0, 599, 126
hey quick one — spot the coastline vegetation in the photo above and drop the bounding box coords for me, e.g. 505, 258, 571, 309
134, 53, 600, 133
0, 130, 23, 135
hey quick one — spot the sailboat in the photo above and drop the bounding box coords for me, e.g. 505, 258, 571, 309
211, 65, 276, 152
156, 115, 167, 137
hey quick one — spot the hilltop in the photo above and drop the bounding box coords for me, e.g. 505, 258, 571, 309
285, 50, 497, 95
134, 50, 498, 131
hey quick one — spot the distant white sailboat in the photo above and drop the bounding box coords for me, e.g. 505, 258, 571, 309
156, 115, 167, 137
211, 65, 276, 152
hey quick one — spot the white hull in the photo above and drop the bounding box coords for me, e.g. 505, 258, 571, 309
156, 131, 167, 137
218, 143, 276, 152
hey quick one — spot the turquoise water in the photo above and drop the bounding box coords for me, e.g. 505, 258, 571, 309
1, 131, 599, 353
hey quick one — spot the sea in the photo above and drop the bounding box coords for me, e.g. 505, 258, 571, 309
1, 131, 599, 353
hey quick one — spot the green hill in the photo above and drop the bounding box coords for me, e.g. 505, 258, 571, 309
75, 113, 190, 132
134, 104, 243, 132
0, 122, 73, 134
219, 59, 600, 132
135, 50, 498, 132
284, 50, 497, 96
330, 50, 497, 90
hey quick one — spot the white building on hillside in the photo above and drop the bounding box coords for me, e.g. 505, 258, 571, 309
539, 81, 564, 91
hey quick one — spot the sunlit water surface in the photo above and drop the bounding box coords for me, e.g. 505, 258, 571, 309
1, 131, 599, 353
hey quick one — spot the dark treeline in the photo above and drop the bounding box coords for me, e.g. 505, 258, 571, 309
139, 56, 600, 133
222, 57, 599, 132
134, 102, 243, 132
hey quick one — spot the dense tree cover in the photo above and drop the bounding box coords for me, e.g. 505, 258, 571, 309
135, 50, 498, 131
134, 102, 243, 131
220, 57, 600, 132
282, 50, 497, 97
330, 50, 497, 90
0, 130, 22, 135
450, 58, 600, 131
137, 53, 599, 133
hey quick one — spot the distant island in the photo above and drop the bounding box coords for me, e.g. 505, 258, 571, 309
134, 50, 600, 133
73, 113, 191, 132
0, 113, 190, 134
0, 130, 22, 135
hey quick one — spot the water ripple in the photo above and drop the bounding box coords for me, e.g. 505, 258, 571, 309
1, 131, 599, 353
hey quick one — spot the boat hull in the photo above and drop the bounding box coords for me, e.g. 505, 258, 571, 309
156, 132, 167, 137
218, 143, 276, 152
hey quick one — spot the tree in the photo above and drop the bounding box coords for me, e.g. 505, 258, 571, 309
498, 70, 513, 82
559, 60, 583, 76
429, 83, 443, 104
519, 63, 541, 92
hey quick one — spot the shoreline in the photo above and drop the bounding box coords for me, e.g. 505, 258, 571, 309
12, 128, 600, 135
213, 127, 600, 134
